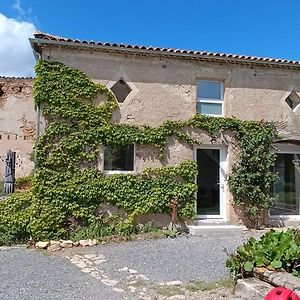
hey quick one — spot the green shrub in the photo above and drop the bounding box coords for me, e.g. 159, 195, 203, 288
15, 175, 32, 191
226, 229, 300, 276
0, 191, 32, 245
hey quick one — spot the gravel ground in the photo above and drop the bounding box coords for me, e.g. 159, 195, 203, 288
0, 231, 263, 300
0, 246, 124, 300
89, 235, 243, 283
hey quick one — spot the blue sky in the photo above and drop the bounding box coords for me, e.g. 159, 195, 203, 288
0, 0, 300, 76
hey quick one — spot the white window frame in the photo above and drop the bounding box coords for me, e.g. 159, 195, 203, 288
103, 144, 136, 175
196, 80, 224, 116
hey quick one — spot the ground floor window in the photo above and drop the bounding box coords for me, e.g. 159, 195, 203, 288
104, 144, 134, 172
271, 152, 300, 215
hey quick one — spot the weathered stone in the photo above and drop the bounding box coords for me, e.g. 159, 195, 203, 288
47, 244, 61, 252
262, 270, 300, 291
136, 274, 149, 281
87, 239, 97, 246
35, 241, 50, 249
234, 278, 271, 299
94, 259, 106, 265
168, 296, 185, 300
128, 268, 138, 274
60, 240, 73, 248
112, 288, 125, 293
79, 239, 90, 247
165, 280, 182, 286
50, 240, 60, 245
84, 254, 97, 259
73, 241, 80, 247
81, 268, 93, 273
128, 286, 137, 293
101, 279, 118, 286
118, 267, 129, 272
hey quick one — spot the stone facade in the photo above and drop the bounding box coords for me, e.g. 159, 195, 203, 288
0, 77, 35, 178
29, 33, 300, 225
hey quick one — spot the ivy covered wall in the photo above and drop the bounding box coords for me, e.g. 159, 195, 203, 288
0, 61, 278, 243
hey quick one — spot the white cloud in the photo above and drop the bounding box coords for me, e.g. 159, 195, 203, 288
12, 0, 33, 22
0, 13, 36, 77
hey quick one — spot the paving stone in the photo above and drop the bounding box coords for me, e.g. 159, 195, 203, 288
84, 254, 97, 259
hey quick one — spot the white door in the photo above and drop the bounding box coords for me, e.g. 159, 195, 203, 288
195, 146, 227, 219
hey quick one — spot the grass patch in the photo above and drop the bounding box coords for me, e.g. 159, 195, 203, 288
186, 277, 234, 292
154, 285, 185, 297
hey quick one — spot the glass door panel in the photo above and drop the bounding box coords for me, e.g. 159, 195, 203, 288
271, 153, 300, 215
196, 148, 220, 215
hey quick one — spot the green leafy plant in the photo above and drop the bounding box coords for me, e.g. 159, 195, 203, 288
0, 60, 279, 244
226, 229, 300, 276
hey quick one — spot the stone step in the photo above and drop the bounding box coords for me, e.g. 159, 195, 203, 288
188, 224, 244, 237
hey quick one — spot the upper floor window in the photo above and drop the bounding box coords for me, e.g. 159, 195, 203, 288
104, 144, 134, 172
196, 80, 223, 116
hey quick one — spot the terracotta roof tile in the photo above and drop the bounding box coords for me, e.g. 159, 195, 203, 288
32, 32, 300, 68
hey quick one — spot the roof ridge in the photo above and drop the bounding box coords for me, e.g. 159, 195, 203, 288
32, 32, 300, 67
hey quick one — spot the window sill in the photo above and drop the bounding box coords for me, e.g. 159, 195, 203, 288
103, 170, 135, 175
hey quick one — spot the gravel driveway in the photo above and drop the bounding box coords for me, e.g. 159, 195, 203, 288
0, 231, 262, 299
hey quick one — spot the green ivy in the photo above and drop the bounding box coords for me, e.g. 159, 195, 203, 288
0, 60, 278, 242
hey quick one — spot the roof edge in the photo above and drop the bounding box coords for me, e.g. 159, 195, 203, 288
29, 32, 300, 70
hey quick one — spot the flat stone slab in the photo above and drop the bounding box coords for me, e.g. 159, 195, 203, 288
232, 278, 272, 299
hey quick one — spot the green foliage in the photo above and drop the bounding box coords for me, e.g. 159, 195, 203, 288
0, 60, 279, 243
0, 192, 32, 245
15, 175, 32, 190
226, 229, 300, 276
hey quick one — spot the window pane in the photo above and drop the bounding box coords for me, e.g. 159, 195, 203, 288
197, 81, 222, 100
196, 102, 222, 115
104, 144, 134, 171
271, 153, 300, 215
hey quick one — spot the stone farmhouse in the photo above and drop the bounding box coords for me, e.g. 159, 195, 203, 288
3, 32, 300, 226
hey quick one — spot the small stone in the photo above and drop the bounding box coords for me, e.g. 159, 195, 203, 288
47, 244, 61, 252
35, 241, 50, 249
168, 296, 185, 300
128, 268, 138, 274
165, 280, 182, 286
79, 239, 90, 247
60, 241, 73, 248
81, 268, 93, 273
94, 259, 106, 265
136, 274, 149, 281
84, 254, 97, 259
75, 261, 86, 268
118, 267, 129, 272
73, 241, 80, 247
50, 240, 60, 245
86, 239, 97, 246
128, 286, 137, 293
101, 279, 118, 286
112, 288, 125, 293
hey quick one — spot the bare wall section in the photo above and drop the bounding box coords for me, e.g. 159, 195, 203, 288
0, 78, 35, 178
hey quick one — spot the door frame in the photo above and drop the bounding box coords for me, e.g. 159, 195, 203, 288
271, 145, 300, 220
193, 145, 228, 220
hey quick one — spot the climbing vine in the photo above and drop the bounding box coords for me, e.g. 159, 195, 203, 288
0, 61, 278, 243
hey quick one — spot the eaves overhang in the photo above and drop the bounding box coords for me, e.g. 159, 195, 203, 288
29, 33, 300, 70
